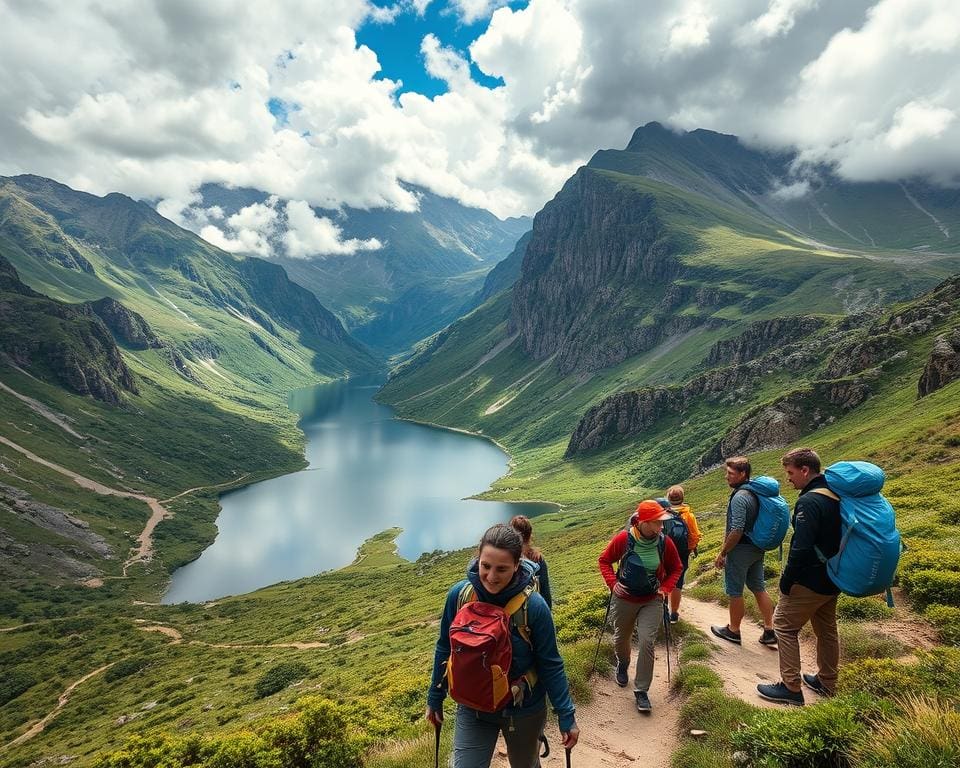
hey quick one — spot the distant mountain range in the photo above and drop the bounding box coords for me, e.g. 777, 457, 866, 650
190, 183, 530, 353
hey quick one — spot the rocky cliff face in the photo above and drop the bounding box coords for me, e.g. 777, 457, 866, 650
510, 169, 685, 374
697, 378, 872, 471
86, 297, 163, 350
705, 316, 825, 366
0, 255, 137, 403
918, 328, 960, 397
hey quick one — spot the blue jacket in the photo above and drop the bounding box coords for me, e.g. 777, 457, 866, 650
427, 559, 577, 732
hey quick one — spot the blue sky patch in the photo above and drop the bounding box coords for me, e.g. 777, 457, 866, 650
358, 1, 527, 98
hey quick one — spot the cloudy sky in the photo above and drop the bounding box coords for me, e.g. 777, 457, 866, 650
2, 0, 959, 255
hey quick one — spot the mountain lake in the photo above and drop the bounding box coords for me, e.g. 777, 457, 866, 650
162, 376, 555, 603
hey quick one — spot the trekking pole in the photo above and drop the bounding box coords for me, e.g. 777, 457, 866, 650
434, 720, 441, 768
662, 597, 672, 684
589, 589, 614, 677
566, 746, 572, 768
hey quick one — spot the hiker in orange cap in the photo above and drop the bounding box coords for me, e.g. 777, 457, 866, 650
598, 500, 684, 712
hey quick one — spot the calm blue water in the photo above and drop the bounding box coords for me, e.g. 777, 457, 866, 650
162, 378, 554, 603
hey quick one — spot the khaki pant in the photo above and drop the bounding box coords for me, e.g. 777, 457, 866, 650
610, 595, 663, 692
774, 584, 839, 693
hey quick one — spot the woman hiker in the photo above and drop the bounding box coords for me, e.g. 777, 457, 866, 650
425, 524, 579, 767
510, 514, 553, 609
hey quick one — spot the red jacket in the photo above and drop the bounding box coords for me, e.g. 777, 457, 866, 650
598, 514, 684, 603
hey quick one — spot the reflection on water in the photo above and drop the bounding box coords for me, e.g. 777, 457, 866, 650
163, 377, 554, 603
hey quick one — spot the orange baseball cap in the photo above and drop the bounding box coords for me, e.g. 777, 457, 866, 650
635, 499, 673, 523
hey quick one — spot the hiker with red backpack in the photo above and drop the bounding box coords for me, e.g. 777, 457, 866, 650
757, 447, 842, 706
661, 485, 702, 624
425, 524, 579, 767
598, 499, 684, 713
710, 456, 779, 647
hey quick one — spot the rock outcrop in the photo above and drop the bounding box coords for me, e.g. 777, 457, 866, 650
0, 254, 137, 403
705, 316, 825, 366
918, 328, 960, 397
86, 297, 163, 350
697, 379, 871, 471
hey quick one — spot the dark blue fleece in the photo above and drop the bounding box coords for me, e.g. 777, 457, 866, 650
426, 559, 577, 732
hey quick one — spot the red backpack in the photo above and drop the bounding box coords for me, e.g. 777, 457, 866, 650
445, 583, 537, 712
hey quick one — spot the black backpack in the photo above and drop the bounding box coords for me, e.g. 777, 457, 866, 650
616, 525, 665, 598
662, 510, 690, 562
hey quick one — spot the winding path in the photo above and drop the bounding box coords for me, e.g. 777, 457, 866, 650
0, 663, 115, 751
0, 435, 171, 574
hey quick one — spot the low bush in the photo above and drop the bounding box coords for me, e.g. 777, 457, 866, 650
672, 663, 721, 696
105, 657, 150, 683
836, 595, 893, 622
913, 647, 960, 701
0, 668, 35, 706
553, 588, 609, 644
838, 658, 919, 699
732, 694, 874, 768
924, 604, 960, 646
679, 640, 712, 663
903, 569, 960, 610
851, 696, 960, 768
674, 688, 757, 768
561, 638, 609, 705
95, 697, 363, 768
253, 661, 310, 699
839, 623, 906, 662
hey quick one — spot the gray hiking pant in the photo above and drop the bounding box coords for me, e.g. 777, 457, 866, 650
610, 595, 663, 692
452, 703, 547, 768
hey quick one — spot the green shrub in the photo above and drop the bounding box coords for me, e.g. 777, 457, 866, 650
898, 549, 960, 595
673, 663, 722, 695
852, 696, 960, 768
95, 697, 363, 768
253, 661, 310, 699
904, 569, 960, 609
561, 638, 609, 704
679, 641, 712, 663
913, 647, 960, 701
105, 656, 150, 682
0, 668, 35, 706
836, 595, 893, 622
554, 588, 610, 644
839, 623, 906, 662
838, 658, 919, 699
732, 695, 872, 768
924, 604, 960, 646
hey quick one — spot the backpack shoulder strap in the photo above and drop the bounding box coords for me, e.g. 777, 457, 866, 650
658, 532, 665, 560
504, 583, 536, 647
810, 488, 840, 502
456, 582, 475, 611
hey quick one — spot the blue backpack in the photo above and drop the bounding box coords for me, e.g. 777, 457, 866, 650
742, 477, 791, 552
814, 461, 902, 606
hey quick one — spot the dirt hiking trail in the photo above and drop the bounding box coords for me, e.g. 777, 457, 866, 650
492, 596, 822, 768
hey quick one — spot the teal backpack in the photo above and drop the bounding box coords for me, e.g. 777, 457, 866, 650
814, 461, 902, 606
742, 476, 791, 553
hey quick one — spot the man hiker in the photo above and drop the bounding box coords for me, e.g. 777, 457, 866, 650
598, 500, 683, 713
711, 456, 777, 646
757, 447, 841, 706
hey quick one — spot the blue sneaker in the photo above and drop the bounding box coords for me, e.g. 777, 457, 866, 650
803, 673, 832, 697
669, 612, 679, 624
757, 682, 804, 706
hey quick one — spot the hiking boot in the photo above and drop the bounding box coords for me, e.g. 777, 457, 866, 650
635, 690, 652, 712
802, 673, 832, 697
615, 660, 629, 688
669, 611, 680, 624
710, 624, 742, 644
758, 628, 778, 646
757, 682, 804, 706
